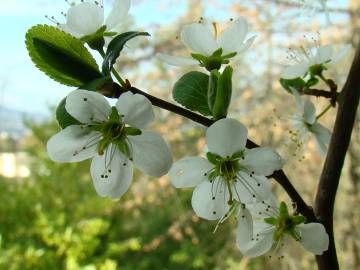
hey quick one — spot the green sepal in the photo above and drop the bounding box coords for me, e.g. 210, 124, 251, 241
206, 152, 219, 165
207, 70, 220, 113
309, 64, 326, 77
117, 140, 132, 159
55, 98, 81, 129
191, 53, 208, 63
280, 77, 306, 93
264, 217, 277, 225
212, 66, 233, 120
102, 31, 150, 75
80, 25, 107, 50
291, 215, 305, 225
231, 150, 245, 160
109, 107, 120, 121
222, 52, 237, 59
212, 48, 223, 57
124, 127, 142, 136
306, 77, 319, 87
25, 24, 102, 87
279, 201, 289, 216
172, 71, 212, 116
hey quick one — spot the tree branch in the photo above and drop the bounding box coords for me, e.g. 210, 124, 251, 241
315, 43, 360, 270
104, 82, 316, 221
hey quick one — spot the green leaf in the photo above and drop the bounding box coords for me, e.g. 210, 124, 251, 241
172, 71, 211, 116
280, 78, 306, 93
80, 76, 113, 91
212, 66, 233, 119
102, 31, 150, 75
25, 24, 102, 86
56, 98, 81, 129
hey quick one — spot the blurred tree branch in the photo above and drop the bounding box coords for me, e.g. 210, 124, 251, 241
315, 42, 360, 270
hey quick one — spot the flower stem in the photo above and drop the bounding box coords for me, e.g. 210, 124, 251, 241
98, 49, 127, 88
316, 103, 332, 120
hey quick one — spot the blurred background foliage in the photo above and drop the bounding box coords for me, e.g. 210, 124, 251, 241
0, 0, 359, 269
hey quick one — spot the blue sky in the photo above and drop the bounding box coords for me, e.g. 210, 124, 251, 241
0, 0, 350, 116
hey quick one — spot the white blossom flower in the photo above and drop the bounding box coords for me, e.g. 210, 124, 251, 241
290, 89, 331, 155
169, 118, 283, 221
59, 0, 131, 39
282, 43, 351, 79
47, 90, 172, 199
157, 17, 256, 70
236, 198, 329, 257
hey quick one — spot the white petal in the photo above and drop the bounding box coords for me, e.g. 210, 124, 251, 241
128, 131, 172, 177
218, 17, 249, 55
66, 90, 111, 124
206, 118, 248, 157
157, 53, 199, 66
235, 35, 256, 55
180, 22, 218, 55
247, 196, 278, 219
330, 44, 352, 64
169, 157, 213, 188
191, 180, 230, 220
233, 173, 271, 203
311, 123, 332, 155
66, 2, 104, 37
47, 126, 100, 163
242, 147, 283, 176
291, 88, 304, 113
313, 44, 333, 64
239, 222, 275, 257
116, 92, 154, 129
303, 99, 316, 124
105, 0, 131, 31
282, 62, 310, 79
58, 24, 82, 38
90, 146, 133, 199
298, 223, 329, 255
236, 207, 253, 249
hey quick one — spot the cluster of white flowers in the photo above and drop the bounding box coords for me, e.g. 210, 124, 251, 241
43, 0, 342, 260
169, 118, 329, 258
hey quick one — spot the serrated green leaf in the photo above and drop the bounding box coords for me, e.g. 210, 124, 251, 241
56, 98, 81, 129
102, 31, 150, 75
172, 71, 212, 116
26, 24, 102, 86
